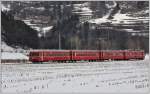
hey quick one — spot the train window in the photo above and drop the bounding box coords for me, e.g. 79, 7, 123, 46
77, 53, 84, 56
76, 53, 97, 56
119, 53, 123, 56
31, 52, 40, 56
112, 53, 116, 56
90, 53, 97, 56
47, 53, 69, 56
48, 54, 53, 56
115, 53, 123, 56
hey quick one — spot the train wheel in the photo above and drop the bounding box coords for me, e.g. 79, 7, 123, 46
73, 60, 76, 63
32, 62, 43, 64
69, 61, 72, 63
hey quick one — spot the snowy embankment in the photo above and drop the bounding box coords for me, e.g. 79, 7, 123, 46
1, 52, 28, 60
1, 42, 29, 60
1, 42, 14, 52
1, 55, 149, 94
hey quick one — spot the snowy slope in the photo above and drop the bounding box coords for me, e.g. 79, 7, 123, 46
42, 26, 53, 33
22, 19, 53, 37
89, 10, 149, 25
88, 6, 149, 37
1, 42, 29, 59
1, 42, 14, 52
1, 52, 28, 60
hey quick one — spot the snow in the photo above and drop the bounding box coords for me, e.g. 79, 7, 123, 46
1, 41, 29, 54
22, 19, 53, 37
123, 29, 141, 33
36, 7, 45, 11
1, 55, 149, 93
145, 54, 150, 60
23, 20, 37, 26
1, 42, 14, 52
89, 12, 138, 24
72, 3, 93, 16
1, 4, 10, 11
23, 20, 53, 33
32, 26, 41, 32
88, 9, 149, 25
81, 7, 92, 13
22, 19, 43, 37
72, 12, 92, 16
105, 2, 117, 9
73, 4, 84, 7
89, 15, 110, 24
42, 26, 53, 33
113, 12, 137, 21
23, 19, 41, 34
24, 7, 45, 11
1, 52, 29, 60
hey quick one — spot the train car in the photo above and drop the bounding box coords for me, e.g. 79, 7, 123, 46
124, 50, 145, 60
124, 50, 134, 60
29, 50, 145, 63
71, 50, 99, 61
100, 50, 124, 60
29, 50, 43, 62
100, 50, 112, 60
140, 50, 145, 59
42, 50, 71, 62
134, 50, 145, 60
111, 50, 125, 60
29, 50, 71, 62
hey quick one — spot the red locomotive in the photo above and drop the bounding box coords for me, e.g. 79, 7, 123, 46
29, 50, 145, 63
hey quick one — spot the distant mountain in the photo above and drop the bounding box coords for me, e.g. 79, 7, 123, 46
1, 1, 149, 52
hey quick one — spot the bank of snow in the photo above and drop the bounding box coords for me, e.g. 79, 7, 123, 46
1, 52, 28, 60
1, 58, 149, 93
1, 42, 14, 52
145, 54, 149, 60
1, 42, 29, 60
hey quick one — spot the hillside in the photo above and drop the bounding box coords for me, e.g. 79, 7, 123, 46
1, 1, 149, 52
1, 11, 39, 50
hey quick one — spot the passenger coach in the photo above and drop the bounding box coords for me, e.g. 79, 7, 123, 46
29, 50, 145, 63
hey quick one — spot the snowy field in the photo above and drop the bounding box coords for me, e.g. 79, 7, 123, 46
1, 55, 149, 94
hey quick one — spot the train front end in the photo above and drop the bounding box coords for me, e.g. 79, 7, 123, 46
29, 51, 43, 63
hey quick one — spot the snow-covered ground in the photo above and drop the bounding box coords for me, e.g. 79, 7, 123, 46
1, 42, 14, 52
1, 55, 149, 94
1, 42, 29, 56
1, 52, 28, 60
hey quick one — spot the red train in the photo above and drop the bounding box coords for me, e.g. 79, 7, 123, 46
29, 50, 145, 63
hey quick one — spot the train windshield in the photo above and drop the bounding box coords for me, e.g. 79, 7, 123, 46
30, 52, 40, 56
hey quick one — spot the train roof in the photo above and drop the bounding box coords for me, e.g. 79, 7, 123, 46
29, 49, 144, 52
29, 49, 100, 52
